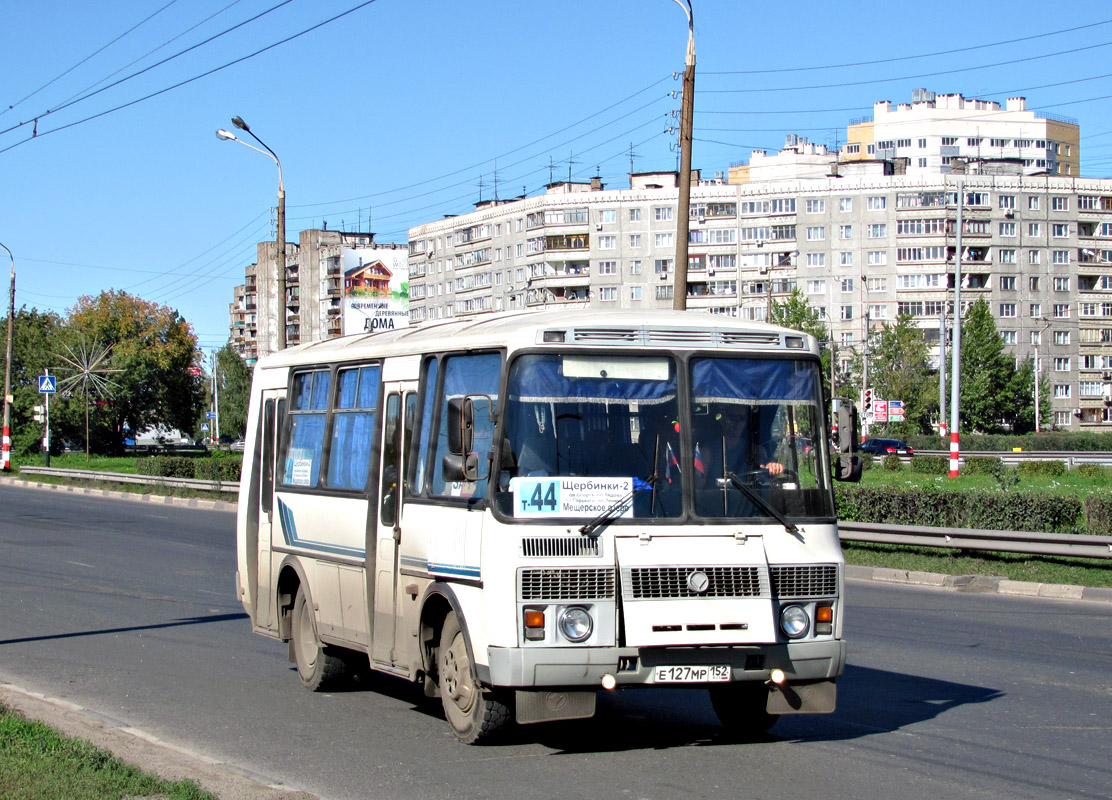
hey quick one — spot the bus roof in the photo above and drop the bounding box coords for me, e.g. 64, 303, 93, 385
255, 309, 819, 370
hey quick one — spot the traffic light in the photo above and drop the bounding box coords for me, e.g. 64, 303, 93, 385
32, 405, 45, 422
863, 388, 873, 415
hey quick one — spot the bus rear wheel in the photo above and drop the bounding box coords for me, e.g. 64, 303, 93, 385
437, 612, 511, 744
291, 585, 351, 691
709, 682, 779, 735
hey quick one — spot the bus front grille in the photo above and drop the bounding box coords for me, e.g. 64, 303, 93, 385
769, 565, 838, 598
520, 536, 602, 558
622, 566, 764, 599
519, 567, 616, 601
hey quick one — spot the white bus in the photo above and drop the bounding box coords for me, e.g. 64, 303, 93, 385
236, 309, 861, 743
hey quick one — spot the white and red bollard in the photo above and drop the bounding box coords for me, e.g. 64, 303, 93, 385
1, 424, 10, 471
948, 431, 960, 478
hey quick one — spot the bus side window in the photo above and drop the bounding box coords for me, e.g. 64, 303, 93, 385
261, 398, 276, 516
430, 352, 502, 499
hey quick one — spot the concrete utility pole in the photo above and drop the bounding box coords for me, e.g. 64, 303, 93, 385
1, 242, 15, 472
949, 181, 964, 478
218, 117, 286, 351
671, 0, 695, 311
939, 311, 947, 440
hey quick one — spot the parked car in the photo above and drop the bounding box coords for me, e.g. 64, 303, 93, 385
860, 438, 914, 456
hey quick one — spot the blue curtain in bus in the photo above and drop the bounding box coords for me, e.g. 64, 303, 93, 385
691, 358, 815, 405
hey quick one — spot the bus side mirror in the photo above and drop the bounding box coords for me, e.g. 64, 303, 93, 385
447, 396, 474, 455
834, 399, 862, 483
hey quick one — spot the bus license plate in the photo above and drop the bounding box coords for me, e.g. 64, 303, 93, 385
652, 665, 731, 683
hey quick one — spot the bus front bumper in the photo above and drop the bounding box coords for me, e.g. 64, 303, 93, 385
485, 639, 845, 691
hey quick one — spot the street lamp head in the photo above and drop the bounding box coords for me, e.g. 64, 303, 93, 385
216, 129, 237, 141
231, 115, 250, 132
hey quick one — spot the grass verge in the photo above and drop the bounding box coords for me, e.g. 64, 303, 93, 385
843, 542, 1111, 588
0, 702, 215, 800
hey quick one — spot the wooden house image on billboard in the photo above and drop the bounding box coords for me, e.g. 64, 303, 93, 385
344, 259, 392, 297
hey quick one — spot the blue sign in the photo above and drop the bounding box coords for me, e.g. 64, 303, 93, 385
206, 412, 216, 419
201, 423, 210, 432
39, 376, 57, 393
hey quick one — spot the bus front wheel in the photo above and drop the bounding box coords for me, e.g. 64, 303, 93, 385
437, 612, 511, 744
291, 585, 351, 691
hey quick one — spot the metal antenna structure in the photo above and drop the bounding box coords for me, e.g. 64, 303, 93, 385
56, 338, 122, 461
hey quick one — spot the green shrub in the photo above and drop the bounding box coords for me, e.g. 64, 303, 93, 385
859, 452, 874, 471
910, 455, 947, 475
136, 456, 196, 478
835, 485, 1088, 533
882, 454, 902, 471
1017, 460, 1066, 478
1073, 463, 1110, 480
1082, 494, 1112, 535
908, 432, 1112, 453
964, 456, 1003, 476
194, 457, 242, 482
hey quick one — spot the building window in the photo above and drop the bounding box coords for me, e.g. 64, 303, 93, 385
599, 287, 617, 302
630, 208, 642, 222
867, 196, 887, 211
629, 260, 642, 275
840, 305, 853, 321
806, 199, 825, 213
1055, 330, 1071, 345
806, 252, 826, 267
999, 249, 1017, 264
839, 225, 853, 240
655, 285, 674, 301
806, 279, 826, 294
1029, 250, 1041, 265
866, 224, 886, 238
839, 251, 854, 266
867, 250, 887, 265
1002, 330, 1017, 345
839, 198, 852, 213
999, 303, 1017, 318
1029, 196, 1040, 210
942, 136, 958, 146
600, 209, 616, 224
999, 222, 1016, 237
1052, 223, 1069, 238
918, 158, 928, 168
999, 195, 1016, 209
806, 226, 826, 241
869, 304, 888, 319
840, 332, 854, 347
654, 207, 674, 222
630, 286, 642, 301
629, 234, 642, 248
1080, 381, 1103, 397
1054, 384, 1071, 399
1028, 223, 1041, 237
654, 233, 674, 248
1051, 196, 1069, 211
1030, 303, 1041, 318
1054, 303, 1070, 318
654, 259, 673, 273
1055, 411, 1072, 426
1000, 276, 1016, 290
867, 277, 886, 292
597, 261, 617, 275
1054, 357, 1071, 371
1052, 250, 1070, 265
598, 235, 617, 250
841, 278, 854, 293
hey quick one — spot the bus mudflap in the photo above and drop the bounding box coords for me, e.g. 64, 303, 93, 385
767, 678, 836, 715
515, 689, 596, 725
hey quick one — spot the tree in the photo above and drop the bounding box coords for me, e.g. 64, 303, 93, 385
770, 287, 834, 401
216, 343, 251, 439
1007, 357, 1050, 434
65, 290, 205, 452
866, 313, 936, 435
958, 297, 1022, 433
1, 307, 71, 455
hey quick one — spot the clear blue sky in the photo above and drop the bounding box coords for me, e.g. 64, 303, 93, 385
2, 0, 1111, 353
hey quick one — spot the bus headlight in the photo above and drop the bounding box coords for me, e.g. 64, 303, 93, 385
780, 605, 810, 639
558, 607, 593, 642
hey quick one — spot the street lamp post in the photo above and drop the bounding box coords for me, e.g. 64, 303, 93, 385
671, 0, 695, 311
1, 242, 13, 471
1032, 316, 1051, 433
217, 117, 286, 351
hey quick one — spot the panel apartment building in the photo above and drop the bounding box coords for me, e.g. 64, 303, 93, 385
406, 167, 1112, 431
229, 228, 406, 364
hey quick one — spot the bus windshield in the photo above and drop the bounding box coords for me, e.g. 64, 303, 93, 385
495, 352, 833, 522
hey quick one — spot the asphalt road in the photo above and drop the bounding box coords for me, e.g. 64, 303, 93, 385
1, 482, 1109, 800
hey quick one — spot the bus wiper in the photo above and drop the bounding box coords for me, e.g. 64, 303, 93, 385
722, 471, 802, 540
578, 476, 655, 538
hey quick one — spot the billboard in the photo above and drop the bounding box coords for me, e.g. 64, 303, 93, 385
341, 247, 409, 335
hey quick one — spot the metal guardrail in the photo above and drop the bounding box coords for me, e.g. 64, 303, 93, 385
839, 521, 1112, 560
914, 450, 1112, 467
18, 466, 239, 494
15, 467, 1109, 559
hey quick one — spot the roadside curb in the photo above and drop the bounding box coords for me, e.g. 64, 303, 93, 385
2, 477, 237, 511
0, 680, 319, 800
845, 564, 1112, 604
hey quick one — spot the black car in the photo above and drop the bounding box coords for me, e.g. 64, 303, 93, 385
860, 438, 914, 456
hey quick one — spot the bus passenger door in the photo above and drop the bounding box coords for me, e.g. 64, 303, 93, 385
256, 390, 283, 632
371, 383, 416, 666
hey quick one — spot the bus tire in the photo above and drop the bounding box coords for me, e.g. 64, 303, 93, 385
437, 611, 511, 744
709, 682, 779, 735
291, 585, 350, 691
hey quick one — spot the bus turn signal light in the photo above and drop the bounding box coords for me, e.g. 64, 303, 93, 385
815, 605, 833, 635
524, 609, 546, 640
